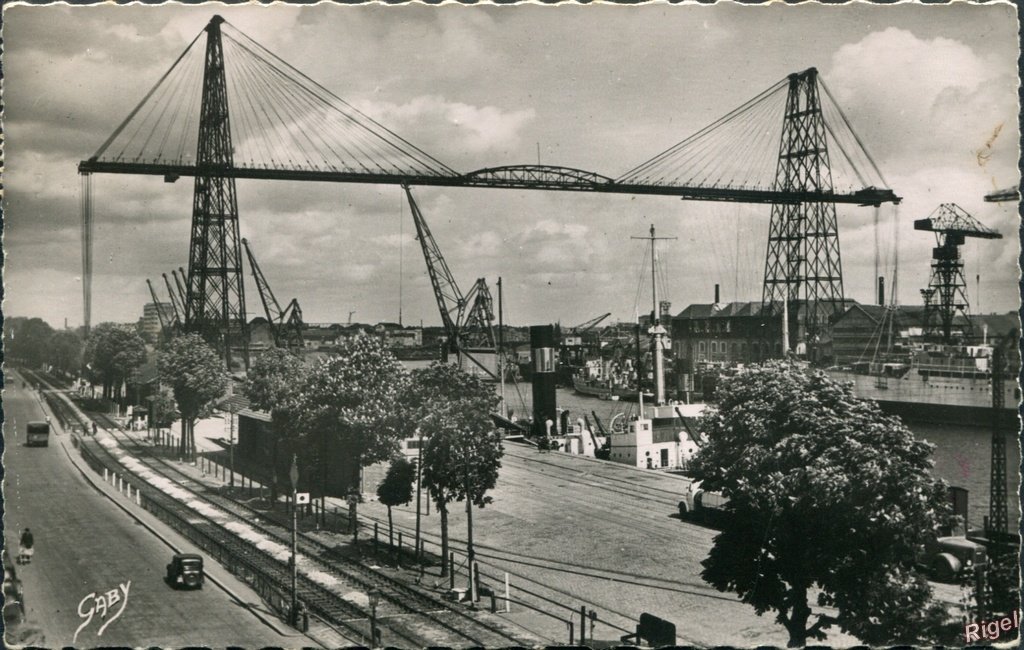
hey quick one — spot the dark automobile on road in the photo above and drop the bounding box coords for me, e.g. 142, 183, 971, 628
166, 553, 204, 589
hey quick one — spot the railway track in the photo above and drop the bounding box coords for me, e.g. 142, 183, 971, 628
30, 371, 533, 647
502, 445, 685, 509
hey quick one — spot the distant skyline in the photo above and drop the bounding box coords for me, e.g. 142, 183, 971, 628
4, 3, 1019, 330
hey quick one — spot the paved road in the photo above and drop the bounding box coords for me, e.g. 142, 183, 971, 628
3, 375, 295, 648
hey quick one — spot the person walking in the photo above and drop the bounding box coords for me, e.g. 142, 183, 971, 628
18, 528, 34, 565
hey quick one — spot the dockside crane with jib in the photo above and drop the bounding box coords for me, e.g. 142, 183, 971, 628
403, 186, 498, 380
242, 238, 305, 353
914, 203, 1002, 343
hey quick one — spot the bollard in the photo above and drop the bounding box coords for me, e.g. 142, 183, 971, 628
580, 606, 587, 645
505, 572, 511, 613
471, 561, 479, 603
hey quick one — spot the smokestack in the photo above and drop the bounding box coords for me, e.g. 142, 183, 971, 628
714, 284, 720, 304
530, 325, 558, 438
877, 276, 885, 306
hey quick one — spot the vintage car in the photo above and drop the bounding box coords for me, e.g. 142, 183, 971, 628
678, 480, 728, 523
166, 553, 204, 589
920, 535, 988, 583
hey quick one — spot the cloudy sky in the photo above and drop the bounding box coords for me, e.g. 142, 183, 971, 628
3, 2, 1019, 330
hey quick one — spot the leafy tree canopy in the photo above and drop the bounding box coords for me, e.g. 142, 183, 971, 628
85, 323, 147, 383
692, 362, 954, 647
157, 333, 226, 423
295, 336, 410, 471
4, 317, 56, 368
405, 362, 501, 414
377, 456, 416, 509
420, 397, 503, 510
245, 347, 307, 415
49, 331, 84, 376
150, 386, 179, 429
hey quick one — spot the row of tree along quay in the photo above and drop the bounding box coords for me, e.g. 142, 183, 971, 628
7, 315, 504, 578
8, 314, 1017, 646
245, 338, 503, 580
691, 361, 1018, 647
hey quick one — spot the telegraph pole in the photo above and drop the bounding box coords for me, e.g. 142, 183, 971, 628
289, 454, 299, 625
415, 429, 423, 563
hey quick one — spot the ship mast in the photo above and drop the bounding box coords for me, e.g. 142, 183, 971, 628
633, 224, 676, 406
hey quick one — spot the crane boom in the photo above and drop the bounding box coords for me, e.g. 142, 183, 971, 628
404, 186, 467, 352
242, 238, 304, 351
462, 278, 497, 349
163, 272, 186, 326
172, 269, 189, 311
146, 278, 174, 337
573, 312, 612, 333
404, 186, 498, 379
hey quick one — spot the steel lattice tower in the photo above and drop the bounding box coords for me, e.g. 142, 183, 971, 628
185, 16, 248, 368
988, 338, 1008, 534
762, 68, 844, 340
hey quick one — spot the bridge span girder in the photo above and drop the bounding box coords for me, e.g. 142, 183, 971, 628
78, 160, 899, 207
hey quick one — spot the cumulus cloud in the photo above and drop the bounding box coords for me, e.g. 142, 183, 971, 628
3, 4, 1018, 328
827, 27, 1018, 181
354, 95, 536, 163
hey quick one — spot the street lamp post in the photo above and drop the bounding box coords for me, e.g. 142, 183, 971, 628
368, 588, 380, 648
229, 405, 236, 488
414, 429, 423, 563
289, 454, 299, 626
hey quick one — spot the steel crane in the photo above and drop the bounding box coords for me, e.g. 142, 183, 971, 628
403, 186, 497, 379
242, 238, 305, 352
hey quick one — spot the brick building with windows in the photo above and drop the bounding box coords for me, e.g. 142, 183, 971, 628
671, 301, 804, 366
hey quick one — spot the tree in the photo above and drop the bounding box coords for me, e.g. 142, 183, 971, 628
48, 330, 83, 377
412, 363, 502, 578
692, 362, 956, 647
376, 457, 416, 547
149, 386, 179, 431
245, 347, 307, 501
295, 337, 409, 535
4, 317, 55, 368
157, 334, 226, 461
84, 323, 147, 402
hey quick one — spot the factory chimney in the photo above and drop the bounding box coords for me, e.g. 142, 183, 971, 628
714, 284, 720, 304
877, 276, 885, 306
